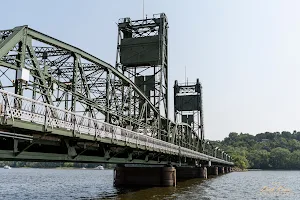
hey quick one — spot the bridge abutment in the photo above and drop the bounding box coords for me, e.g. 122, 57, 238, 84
114, 166, 176, 187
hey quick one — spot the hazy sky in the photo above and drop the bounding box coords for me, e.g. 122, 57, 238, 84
2, 0, 300, 140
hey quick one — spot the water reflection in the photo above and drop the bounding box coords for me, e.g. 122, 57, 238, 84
94, 178, 209, 200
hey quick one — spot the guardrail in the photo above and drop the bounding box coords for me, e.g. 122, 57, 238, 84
0, 89, 232, 165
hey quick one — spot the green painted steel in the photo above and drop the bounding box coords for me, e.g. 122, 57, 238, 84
0, 15, 233, 166
0, 89, 233, 165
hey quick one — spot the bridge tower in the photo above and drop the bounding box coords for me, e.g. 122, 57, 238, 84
174, 79, 205, 151
115, 13, 168, 139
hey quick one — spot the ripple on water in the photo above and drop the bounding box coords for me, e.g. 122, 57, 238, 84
0, 169, 300, 200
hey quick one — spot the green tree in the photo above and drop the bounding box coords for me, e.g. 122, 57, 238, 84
269, 147, 291, 169
247, 150, 270, 169
232, 154, 249, 169
288, 150, 300, 169
63, 162, 74, 168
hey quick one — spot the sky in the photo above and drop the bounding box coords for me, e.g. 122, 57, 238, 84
1, 0, 300, 140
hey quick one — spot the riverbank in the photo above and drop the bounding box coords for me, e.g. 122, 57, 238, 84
231, 167, 248, 172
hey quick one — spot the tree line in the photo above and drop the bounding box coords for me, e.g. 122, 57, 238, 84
211, 131, 300, 169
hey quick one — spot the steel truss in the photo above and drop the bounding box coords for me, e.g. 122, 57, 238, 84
0, 21, 229, 158
0, 25, 171, 141
0, 26, 159, 125
0, 88, 232, 164
115, 13, 169, 141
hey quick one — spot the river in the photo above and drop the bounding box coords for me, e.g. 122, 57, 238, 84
0, 168, 298, 200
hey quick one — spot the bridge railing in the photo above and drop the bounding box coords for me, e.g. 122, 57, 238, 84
0, 89, 232, 164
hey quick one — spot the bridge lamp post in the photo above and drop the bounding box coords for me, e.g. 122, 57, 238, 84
217, 149, 222, 158
214, 147, 219, 157
205, 141, 210, 155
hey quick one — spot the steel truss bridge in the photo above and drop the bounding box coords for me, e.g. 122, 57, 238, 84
0, 15, 233, 167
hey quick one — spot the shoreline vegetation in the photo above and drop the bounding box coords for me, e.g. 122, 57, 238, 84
210, 131, 300, 170
231, 167, 247, 172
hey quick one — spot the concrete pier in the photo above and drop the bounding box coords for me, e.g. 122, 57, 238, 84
208, 166, 218, 176
114, 166, 176, 187
224, 167, 228, 173
218, 167, 225, 174
176, 167, 207, 180
200, 167, 208, 179
114, 165, 231, 187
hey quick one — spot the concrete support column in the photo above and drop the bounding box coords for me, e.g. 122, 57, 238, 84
227, 167, 231, 173
114, 166, 176, 187
200, 167, 207, 179
208, 166, 218, 176
176, 167, 207, 180
218, 167, 225, 174
162, 167, 177, 186
176, 167, 198, 180
224, 167, 228, 173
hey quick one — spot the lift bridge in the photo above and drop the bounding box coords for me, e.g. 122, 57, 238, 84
0, 13, 233, 167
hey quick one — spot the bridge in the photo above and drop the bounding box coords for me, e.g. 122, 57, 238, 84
0, 13, 233, 186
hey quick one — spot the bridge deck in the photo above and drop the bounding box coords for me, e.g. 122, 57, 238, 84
0, 89, 233, 165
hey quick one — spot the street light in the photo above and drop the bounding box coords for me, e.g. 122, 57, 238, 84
218, 149, 221, 158
205, 141, 210, 155
214, 147, 219, 157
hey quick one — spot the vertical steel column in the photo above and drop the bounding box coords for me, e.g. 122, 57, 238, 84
71, 54, 79, 135
105, 69, 111, 123
71, 54, 79, 112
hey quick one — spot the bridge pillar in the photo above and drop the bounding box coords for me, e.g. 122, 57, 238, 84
114, 166, 176, 187
224, 167, 228, 173
176, 167, 197, 180
226, 167, 231, 173
218, 167, 225, 174
208, 166, 218, 176
176, 166, 207, 180
200, 167, 208, 179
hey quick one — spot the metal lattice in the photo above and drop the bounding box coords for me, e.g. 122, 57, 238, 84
0, 18, 232, 162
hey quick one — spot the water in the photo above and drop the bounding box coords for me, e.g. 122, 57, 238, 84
0, 168, 298, 200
